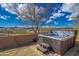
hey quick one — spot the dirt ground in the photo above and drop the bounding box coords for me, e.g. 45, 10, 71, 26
0, 42, 79, 56
0, 43, 60, 56
0, 43, 38, 56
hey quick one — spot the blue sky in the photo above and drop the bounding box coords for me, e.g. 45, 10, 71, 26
0, 3, 77, 28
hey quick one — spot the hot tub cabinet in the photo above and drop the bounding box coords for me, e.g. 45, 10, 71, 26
38, 31, 76, 55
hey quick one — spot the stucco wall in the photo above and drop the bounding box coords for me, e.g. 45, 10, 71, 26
0, 34, 36, 49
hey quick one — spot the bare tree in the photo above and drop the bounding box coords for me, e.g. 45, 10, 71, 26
1, 3, 52, 34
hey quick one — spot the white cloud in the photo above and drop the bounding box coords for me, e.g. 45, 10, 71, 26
45, 19, 59, 25
66, 15, 70, 18
52, 12, 64, 18
68, 18, 72, 21
49, 12, 64, 21
1, 16, 6, 19
61, 3, 79, 21
0, 15, 11, 20
42, 18, 46, 21
54, 21, 58, 25
45, 19, 52, 24
0, 16, 8, 19
58, 10, 62, 13
0, 3, 45, 20
41, 26, 50, 28
1, 3, 18, 14
61, 3, 74, 12
46, 10, 64, 24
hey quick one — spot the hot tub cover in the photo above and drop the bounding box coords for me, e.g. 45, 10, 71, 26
39, 31, 75, 40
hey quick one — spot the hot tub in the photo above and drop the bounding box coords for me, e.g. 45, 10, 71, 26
38, 30, 76, 55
